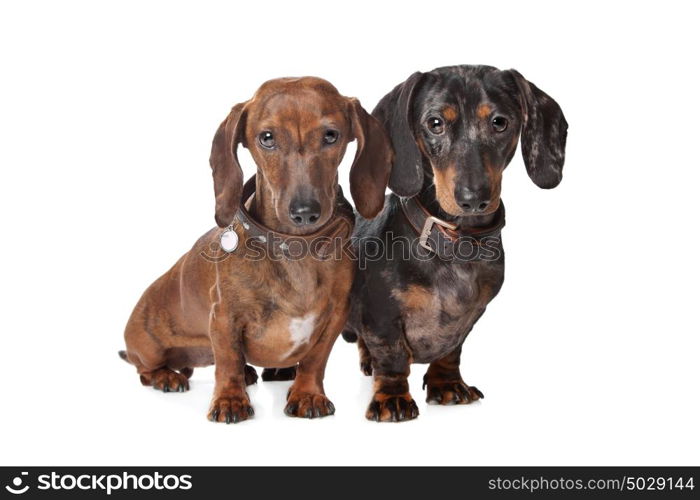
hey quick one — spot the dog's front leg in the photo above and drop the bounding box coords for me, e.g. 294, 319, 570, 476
207, 312, 254, 424
283, 305, 349, 419
363, 332, 419, 422
423, 345, 484, 405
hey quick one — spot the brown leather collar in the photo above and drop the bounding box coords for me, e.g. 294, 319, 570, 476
231, 177, 355, 258
399, 195, 506, 260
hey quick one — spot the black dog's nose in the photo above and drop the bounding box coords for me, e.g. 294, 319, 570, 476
289, 199, 321, 226
455, 188, 490, 213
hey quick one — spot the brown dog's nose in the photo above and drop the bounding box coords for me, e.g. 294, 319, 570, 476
455, 187, 490, 214
289, 199, 321, 226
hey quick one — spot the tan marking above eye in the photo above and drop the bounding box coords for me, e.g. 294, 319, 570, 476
442, 106, 458, 121
477, 104, 492, 119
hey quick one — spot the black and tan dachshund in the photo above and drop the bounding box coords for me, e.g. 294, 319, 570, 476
343, 65, 568, 422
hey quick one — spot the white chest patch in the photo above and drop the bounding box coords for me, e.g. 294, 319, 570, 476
284, 313, 317, 358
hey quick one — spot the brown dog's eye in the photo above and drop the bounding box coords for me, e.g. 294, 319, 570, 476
323, 130, 339, 145
492, 116, 508, 133
259, 131, 275, 149
427, 117, 444, 135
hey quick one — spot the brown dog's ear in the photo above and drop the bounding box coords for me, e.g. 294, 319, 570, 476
348, 98, 394, 219
372, 72, 425, 198
209, 103, 247, 227
507, 70, 568, 189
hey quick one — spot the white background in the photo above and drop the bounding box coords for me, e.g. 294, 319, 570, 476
1, 0, 698, 466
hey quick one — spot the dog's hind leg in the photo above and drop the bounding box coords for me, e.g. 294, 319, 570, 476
261, 366, 296, 381
120, 304, 195, 393
340, 325, 371, 375
357, 337, 372, 376
244, 365, 259, 385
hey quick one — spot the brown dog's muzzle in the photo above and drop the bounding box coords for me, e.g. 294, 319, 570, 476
273, 153, 339, 229
288, 192, 323, 226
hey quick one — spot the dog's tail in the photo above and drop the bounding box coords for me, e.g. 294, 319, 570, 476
341, 330, 358, 343
118, 350, 130, 363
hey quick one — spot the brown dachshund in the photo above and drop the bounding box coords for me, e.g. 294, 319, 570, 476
119, 77, 392, 423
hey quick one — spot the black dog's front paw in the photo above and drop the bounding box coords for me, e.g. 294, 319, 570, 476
423, 375, 483, 405
366, 393, 419, 422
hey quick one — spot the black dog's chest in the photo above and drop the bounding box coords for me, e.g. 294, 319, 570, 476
400, 260, 503, 363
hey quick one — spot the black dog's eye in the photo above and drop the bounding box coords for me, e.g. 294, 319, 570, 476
492, 116, 508, 133
259, 131, 275, 149
323, 129, 339, 145
427, 116, 445, 135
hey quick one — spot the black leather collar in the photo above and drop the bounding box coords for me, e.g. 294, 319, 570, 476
399, 196, 506, 260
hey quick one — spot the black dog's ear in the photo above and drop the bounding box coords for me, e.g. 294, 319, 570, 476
209, 102, 247, 227
348, 98, 394, 219
507, 70, 568, 189
372, 72, 425, 198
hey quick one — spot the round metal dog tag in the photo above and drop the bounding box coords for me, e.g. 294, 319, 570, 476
220, 227, 239, 253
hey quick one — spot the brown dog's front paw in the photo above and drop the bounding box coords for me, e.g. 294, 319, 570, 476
284, 391, 335, 418
140, 368, 190, 393
423, 376, 483, 405
208, 395, 254, 424
262, 366, 297, 382
366, 393, 419, 422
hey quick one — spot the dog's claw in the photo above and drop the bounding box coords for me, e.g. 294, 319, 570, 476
284, 402, 298, 416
